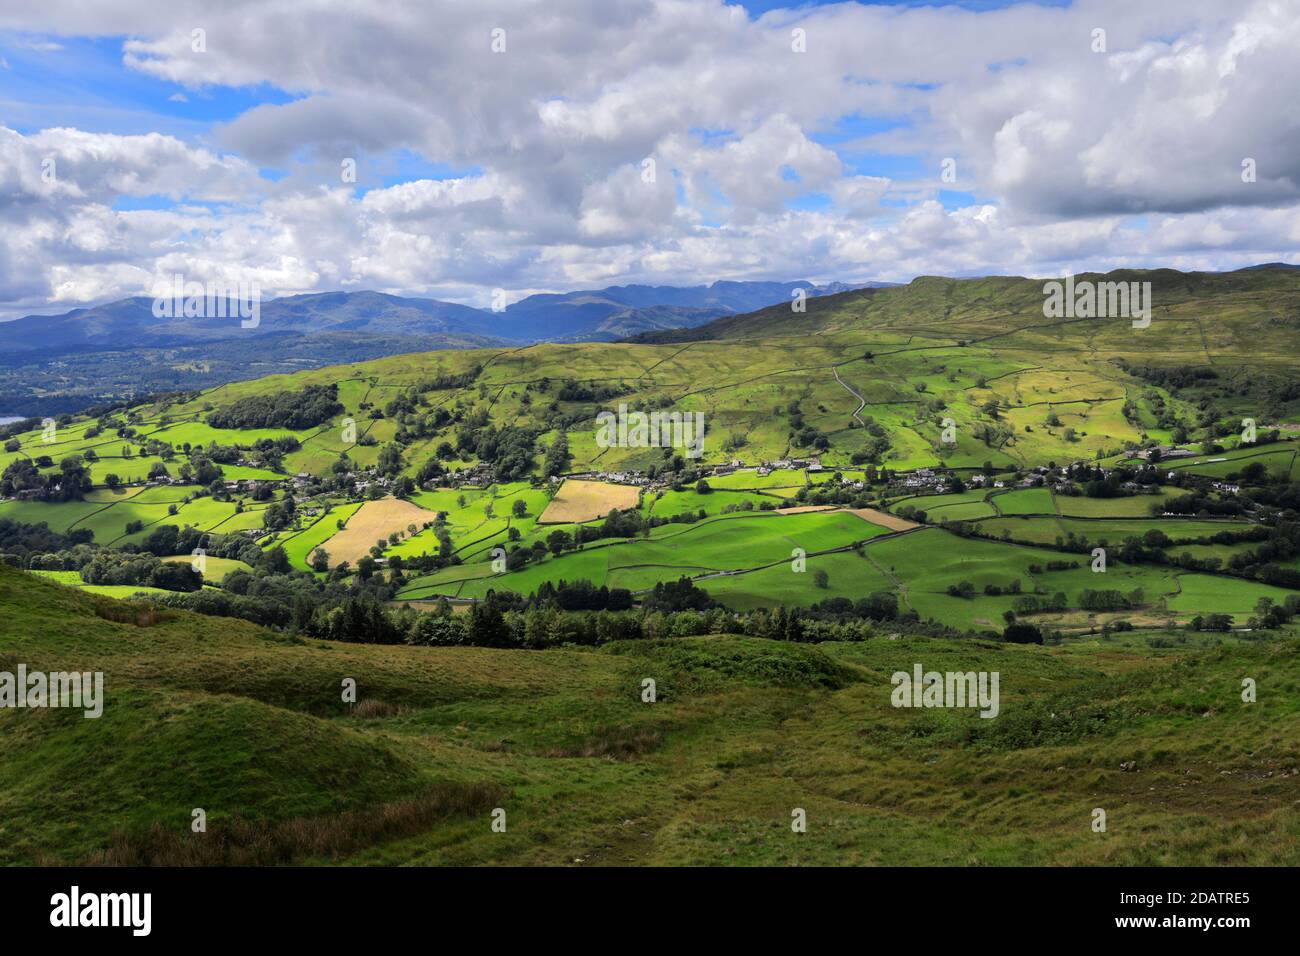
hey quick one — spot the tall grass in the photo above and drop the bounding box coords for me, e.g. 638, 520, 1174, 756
84, 783, 504, 866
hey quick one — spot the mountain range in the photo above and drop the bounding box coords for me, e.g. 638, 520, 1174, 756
0, 279, 882, 353
0, 279, 886, 416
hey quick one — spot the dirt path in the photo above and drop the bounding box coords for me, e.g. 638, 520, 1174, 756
833, 366, 867, 427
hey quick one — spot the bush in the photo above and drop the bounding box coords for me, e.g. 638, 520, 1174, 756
1002, 622, 1043, 644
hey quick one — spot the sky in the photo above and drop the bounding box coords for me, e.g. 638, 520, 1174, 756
0, 0, 1296, 318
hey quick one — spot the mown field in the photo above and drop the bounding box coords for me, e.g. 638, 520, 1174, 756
2, 566, 1297, 866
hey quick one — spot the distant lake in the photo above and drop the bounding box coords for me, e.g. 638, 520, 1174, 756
0, 416, 24, 425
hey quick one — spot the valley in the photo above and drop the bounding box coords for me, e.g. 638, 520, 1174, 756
3, 267, 1300, 868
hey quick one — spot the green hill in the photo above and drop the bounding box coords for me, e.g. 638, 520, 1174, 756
7, 267, 1300, 484
2, 564, 1297, 865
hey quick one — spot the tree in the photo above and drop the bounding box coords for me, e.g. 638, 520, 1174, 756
377, 442, 404, 477
468, 599, 511, 647
813, 568, 829, 589
547, 529, 572, 555
511, 498, 527, 518
542, 433, 570, 478
104, 473, 122, 488
311, 548, 330, 573
1002, 622, 1043, 644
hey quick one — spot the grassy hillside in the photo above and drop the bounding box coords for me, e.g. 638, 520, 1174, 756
7, 268, 1299, 483
3, 267, 1298, 632
2, 565, 1297, 866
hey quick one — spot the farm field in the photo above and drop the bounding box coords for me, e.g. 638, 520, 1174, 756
992, 487, 1056, 515
971, 516, 1252, 547
645, 487, 773, 518
538, 479, 641, 524
397, 509, 891, 602
314, 497, 437, 567
270, 501, 365, 571
1166, 574, 1298, 617
1055, 492, 1174, 517
161, 555, 252, 582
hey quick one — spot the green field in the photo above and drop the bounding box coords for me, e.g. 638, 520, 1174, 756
398, 509, 891, 602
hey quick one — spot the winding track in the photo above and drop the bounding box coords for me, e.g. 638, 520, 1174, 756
833, 366, 867, 427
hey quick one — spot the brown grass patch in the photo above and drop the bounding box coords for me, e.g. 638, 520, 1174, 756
847, 507, 920, 532
92, 598, 176, 628
544, 725, 663, 760
321, 496, 436, 566
83, 782, 505, 866
775, 504, 839, 514
538, 479, 641, 524
349, 699, 406, 719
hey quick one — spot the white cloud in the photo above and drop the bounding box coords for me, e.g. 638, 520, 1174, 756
0, 0, 1296, 318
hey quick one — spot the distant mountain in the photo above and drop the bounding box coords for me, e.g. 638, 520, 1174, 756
0, 279, 886, 413
0, 291, 501, 354
494, 279, 888, 341
0, 280, 887, 352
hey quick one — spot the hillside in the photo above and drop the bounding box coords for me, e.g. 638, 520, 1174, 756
2, 564, 1297, 866
0, 280, 873, 414
3, 266, 1300, 634
46, 266, 1299, 476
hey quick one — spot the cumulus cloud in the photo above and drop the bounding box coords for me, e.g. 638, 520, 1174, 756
0, 0, 1296, 317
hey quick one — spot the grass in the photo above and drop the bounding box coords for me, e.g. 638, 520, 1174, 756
3, 565, 1298, 866
161, 555, 252, 583
397, 508, 887, 601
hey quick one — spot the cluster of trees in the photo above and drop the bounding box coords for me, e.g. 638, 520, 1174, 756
1011, 592, 1069, 615
77, 551, 203, 591
1246, 595, 1300, 629
455, 416, 539, 480
533, 579, 634, 611
403, 596, 898, 649
542, 433, 570, 478
1078, 587, 1144, 611
555, 380, 631, 403
1225, 520, 1300, 589
134, 524, 264, 565
0, 456, 92, 501
1188, 613, 1234, 632
208, 383, 343, 429
0, 518, 94, 565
